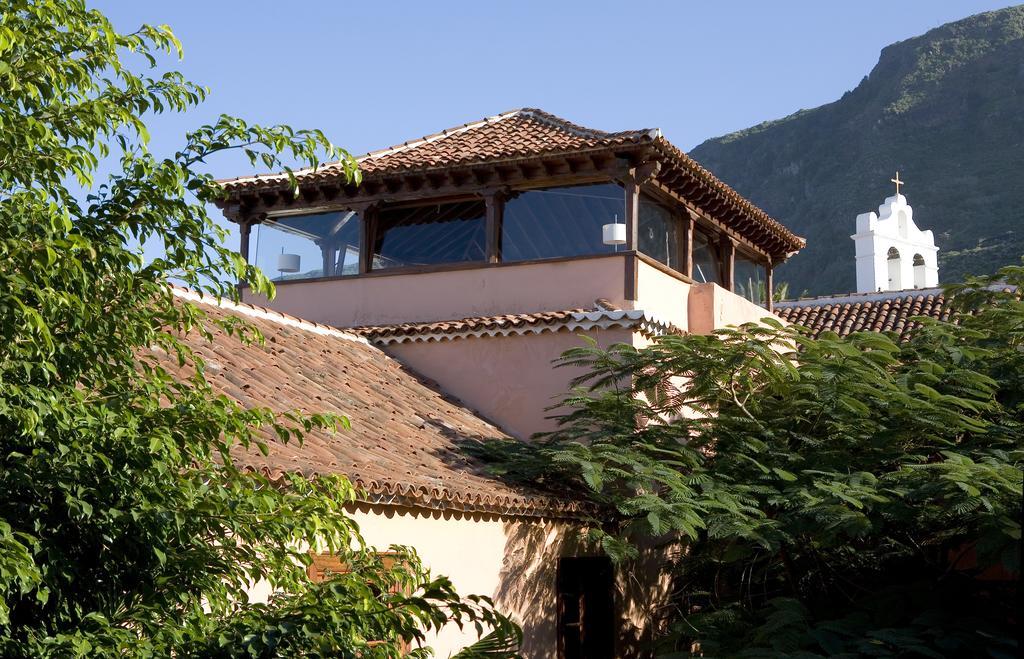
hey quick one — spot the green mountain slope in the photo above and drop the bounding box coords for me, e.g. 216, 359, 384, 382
690, 6, 1024, 296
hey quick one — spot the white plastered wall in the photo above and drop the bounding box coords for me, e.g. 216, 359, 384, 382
247, 504, 672, 658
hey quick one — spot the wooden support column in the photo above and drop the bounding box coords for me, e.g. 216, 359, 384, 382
236, 214, 263, 290
679, 214, 695, 279
238, 219, 252, 264
484, 189, 506, 264
765, 260, 775, 312
623, 178, 640, 300
319, 241, 337, 278
721, 236, 736, 292
624, 178, 640, 252
358, 204, 378, 275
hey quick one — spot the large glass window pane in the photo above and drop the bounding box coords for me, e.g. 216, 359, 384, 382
253, 211, 361, 281
502, 183, 625, 262
735, 254, 768, 307
373, 200, 486, 270
638, 196, 679, 269
692, 231, 721, 284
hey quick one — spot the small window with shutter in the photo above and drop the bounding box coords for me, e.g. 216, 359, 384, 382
557, 556, 615, 659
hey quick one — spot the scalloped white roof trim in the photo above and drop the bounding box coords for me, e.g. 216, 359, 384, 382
368, 309, 681, 345
170, 286, 372, 345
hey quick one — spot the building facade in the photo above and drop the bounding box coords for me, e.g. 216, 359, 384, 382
204, 109, 807, 656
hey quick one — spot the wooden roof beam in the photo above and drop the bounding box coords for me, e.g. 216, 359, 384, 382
542, 159, 569, 177
705, 197, 730, 217
566, 156, 593, 174
677, 178, 701, 198
517, 163, 542, 179
589, 153, 612, 171
299, 186, 321, 204
449, 170, 473, 187
405, 175, 425, 192
321, 184, 341, 201
426, 172, 448, 189
659, 168, 685, 188
471, 168, 494, 185
495, 165, 517, 183
259, 190, 280, 208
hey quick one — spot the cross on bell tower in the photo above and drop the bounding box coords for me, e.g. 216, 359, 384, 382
890, 171, 904, 196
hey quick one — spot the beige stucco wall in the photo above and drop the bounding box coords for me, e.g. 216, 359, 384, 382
381, 279, 777, 442
245, 505, 672, 657
384, 327, 635, 440
348, 504, 671, 658
350, 505, 552, 656
242, 255, 632, 328
687, 282, 775, 335
635, 260, 690, 329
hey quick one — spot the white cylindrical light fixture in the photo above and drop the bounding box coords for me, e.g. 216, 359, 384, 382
277, 253, 301, 273
603, 220, 626, 246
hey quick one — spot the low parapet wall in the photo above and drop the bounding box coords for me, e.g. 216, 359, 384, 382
242, 254, 633, 328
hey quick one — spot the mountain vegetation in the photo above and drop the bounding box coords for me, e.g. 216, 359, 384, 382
690, 6, 1024, 296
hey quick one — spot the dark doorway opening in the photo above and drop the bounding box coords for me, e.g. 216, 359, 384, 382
557, 556, 615, 659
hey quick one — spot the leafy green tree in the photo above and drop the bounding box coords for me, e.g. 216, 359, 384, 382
492, 266, 1022, 657
0, 1, 518, 656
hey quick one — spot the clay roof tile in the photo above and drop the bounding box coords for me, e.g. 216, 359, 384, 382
160, 288, 587, 519
774, 289, 953, 341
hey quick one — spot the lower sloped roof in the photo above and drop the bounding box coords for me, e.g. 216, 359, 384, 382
774, 288, 953, 341
348, 300, 683, 345
164, 288, 586, 519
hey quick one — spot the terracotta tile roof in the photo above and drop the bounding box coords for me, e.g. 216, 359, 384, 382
163, 288, 587, 519
359, 108, 654, 175
222, 109, 653, 189
348, 303, 684, 345
217, 108, 805, 256
773, 288, 954, 341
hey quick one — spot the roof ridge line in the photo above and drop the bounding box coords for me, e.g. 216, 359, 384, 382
358, 108, 526, 163
216, 108, 657, 187
170, 285, 370, 345
214, 110, 527, 186
774, 287, 946, 307
515, 108, 657, 140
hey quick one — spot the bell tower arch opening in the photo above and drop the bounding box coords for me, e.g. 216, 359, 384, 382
887, 246, 902, 291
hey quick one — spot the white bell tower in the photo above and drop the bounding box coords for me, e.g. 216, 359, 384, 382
850, 172, 939, 293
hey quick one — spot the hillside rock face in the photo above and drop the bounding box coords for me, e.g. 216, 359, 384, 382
691, 6, 1024, 296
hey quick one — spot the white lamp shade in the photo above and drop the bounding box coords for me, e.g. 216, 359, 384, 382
602, 222, 627, 245
277, 253, 301, 273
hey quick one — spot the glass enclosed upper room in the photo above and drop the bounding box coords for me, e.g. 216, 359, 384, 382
225, 109, 805, 310
251, 211, 362, 281
248, 179, 774, 308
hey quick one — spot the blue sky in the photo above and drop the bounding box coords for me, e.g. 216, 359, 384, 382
91, 0, 1015, 252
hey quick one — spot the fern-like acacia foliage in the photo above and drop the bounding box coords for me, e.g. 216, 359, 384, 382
487, 265, 1023, 657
